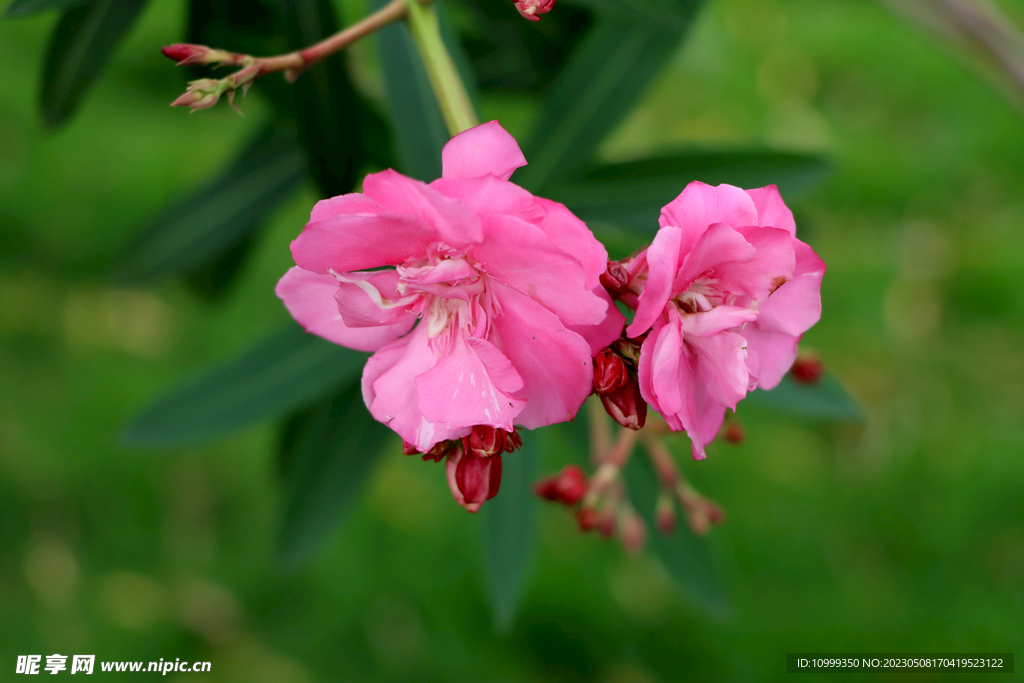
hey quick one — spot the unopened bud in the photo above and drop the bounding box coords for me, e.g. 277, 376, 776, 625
619, 511, 647, 554
402, 440, 419, 456
599, 261, 631, 298
422, 440, 456, 463
600, 375, 647, 430
598, 508, 616, 538
594, 349, 629, 395
468, 425, 505, 458
161, 43, 232, 67
790, 355, 823, 384
723, 422, 745, 445
576, 506, 598, 532
513, 0, 554, 21
446, 448, 502, 513
678, 485, 726, 536
170, 87, 220, 112
656, 492, 676, 535
534, 465, 590, 505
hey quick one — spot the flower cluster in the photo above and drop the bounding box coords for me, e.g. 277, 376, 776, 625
277, 121, 824, 515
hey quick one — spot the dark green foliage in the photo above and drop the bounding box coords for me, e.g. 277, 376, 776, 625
39, 0, 151, 127
122, 326, 366, 445
5, 0, 85, 19
113, 123, 305, 283
744, 373, 865, 422
481, 432, 540, 631
277, 382, 391, 567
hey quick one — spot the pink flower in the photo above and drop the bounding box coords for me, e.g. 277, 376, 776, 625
624, 182, 824, 459
514, 0, 554, 21
277, 121, 623, 464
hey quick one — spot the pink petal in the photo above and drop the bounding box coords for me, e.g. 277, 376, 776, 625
333, 270, 418, 328
710, 226, 796, 303
533, 197, 609, 282
566, 286, 626, 355
291, 211, 434, 274
742, 325, 799, 390
627, 226, 683, 338
441, 120, 527, 181
276, 267, 415, 352
363, 169, 483, 247
361, 324, 469, 452
309, 193, 382, 222
678, 305, 758, 338
659, 182, 758, 248
674, 222, 757, 293
755, 240, 825, 336
416, 335, 526, 432
487, 282, 595, 429
430, 175, 543, 222
687, 330, 751, 410
746, 184, 796, 236
473, 214, 608, 326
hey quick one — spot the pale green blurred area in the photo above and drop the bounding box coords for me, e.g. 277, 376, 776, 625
1, 0, 1023, 681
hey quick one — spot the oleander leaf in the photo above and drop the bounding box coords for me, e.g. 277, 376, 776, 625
5, 0, 85, 19
123, 326, 364, 445
481, 432, 541, 632
115, 123, 305, 282
745, 372, 864, 422
278, 381, 389, 567
40, 0, 151, 127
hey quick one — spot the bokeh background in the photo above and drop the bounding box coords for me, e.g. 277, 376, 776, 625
2, 0, 1023, 680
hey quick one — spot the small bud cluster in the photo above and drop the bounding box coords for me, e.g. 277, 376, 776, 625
404, 426, 521, 513
513, 0, 555, 21
163, 45, 260, 114
593, 347, 647, 430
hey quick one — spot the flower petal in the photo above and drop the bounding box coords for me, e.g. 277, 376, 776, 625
687, 329, 751, 410
754, 239, 825, 336
678, 305, 758, 338
474, 214, 608, 326
746, 184, 796, 236
487, 282, 595, 429
659, 181, 758, 246
742, 325, 799, 390
566, 286, 626, 355
674, 222, 757, 293
276, 267, 415, 352
416, 335, 526, 432
291, 210, 435, 274
441, 120, 527, 181
627, 227, 683, 337
333, 270, 419, 328
363, 169, 482, 247
710, 226, 796, 303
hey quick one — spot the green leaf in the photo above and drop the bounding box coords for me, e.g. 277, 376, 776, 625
123, 325, 364, 446
370, 0, 471, 179
183, 230, 261, 302
278, 381, 389, 567
744, 372, 864, 422
5, 0, 84, 19
114, 123, 305, 282
39, 0, 151, 128
622, 451, 730, 616
517, 0, 705, 190
481, 432, 540, 633
546, 150, 830, 235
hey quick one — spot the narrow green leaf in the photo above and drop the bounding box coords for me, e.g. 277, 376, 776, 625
744, 372, 864, 422
183, 230, 261, 302
40, 0, 151, 127
546, 150, 830, 234
518, 1, 705, 190
481, 432, 540, 633
369, 0, 471, 179
5, 0, 85, 19
622, 451, 730, 616
123, 326, 364, 446
115, 123, 305, 282
278, 381, 389, 567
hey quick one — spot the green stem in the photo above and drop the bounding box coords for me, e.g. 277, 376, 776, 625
402, 0, 478, 136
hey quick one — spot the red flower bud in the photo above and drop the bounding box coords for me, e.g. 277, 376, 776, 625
599, 261, 631, 298
534, 465, 589, 505
723, 422, 745, 445
576, 507, 598, 532
599, 374, 647, 430
162, 43, 209, 65
468, 425, 508, 458
656, 493, 676, 535
446, 449, 502, 513
620, 512, 647, 554
790, 356, 823, 384
513, 0, 554, 21
598, 509, 616, 538
593, 349, 629, 395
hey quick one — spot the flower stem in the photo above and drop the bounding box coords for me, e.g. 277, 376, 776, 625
401, 0, 479, 135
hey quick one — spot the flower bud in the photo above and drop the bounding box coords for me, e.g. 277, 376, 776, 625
656, 492, 676, 535
790, 355, 823, 384
593, 349, 629, 395
170, 87, 220, 112
678, 485, 726, 536
534, 465, 589, 505
576, 506, 598, 532
161, 43, 231, 67
723, 422, 745, 445
598, 508, 616, 538
619, 511, 647, 554
599, 261, 631, 298
513, 0, 554, 21
468, 425, 518, 458
402, 440, 419, 456
599, 374, 647, 430
446, 448, 502, 513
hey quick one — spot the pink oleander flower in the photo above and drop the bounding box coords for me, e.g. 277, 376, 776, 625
624, 181, 825, 459
277, 121, 623, 507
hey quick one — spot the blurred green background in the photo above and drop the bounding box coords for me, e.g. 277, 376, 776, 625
1, 0, 1023, 681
